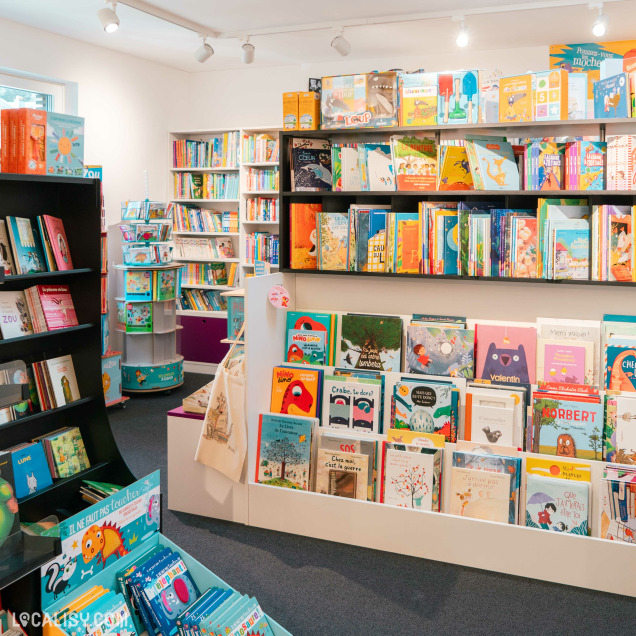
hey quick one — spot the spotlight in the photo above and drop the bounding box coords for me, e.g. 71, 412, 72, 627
456, 19, 469, 48
331, 29, 351, 57
195, 35, 214, 63
592, 4, 608, 37
98, 1, 119, 33
242, 38, 255, 64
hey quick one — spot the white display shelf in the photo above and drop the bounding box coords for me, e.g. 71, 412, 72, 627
176, 309, 228, 318
174, 257, 240, 263
242, 263, 279, 268
173, 231, 240, 237
242, 220, 279, 225
220, 338, 244, 344
241, 161, 279, 167
172, 198, 240, 204
170, 167, 239, 172
242, 190, 279, 196
220, 289, 245, 297
181, 283, 236, 290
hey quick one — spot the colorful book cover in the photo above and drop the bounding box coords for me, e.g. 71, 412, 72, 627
285, 311, 335, 365
612, 395, 636, 464
226, 296, 244, 341
255, 413, 315, 490
399, 72, 438, 126
442, 215, 459, 275
124, 269, 153, 301
315, 449, 368, 499
45, 354, 80, 406
512, 216, 538, 278
536, 142, 565, 189
37, 285, 78, 330
392, 380, 455, 440
449, 466, 512, 523
525, 473, 590, 535
340, 314, 402, 372
475, 323, 537, 383
406, 325, 474, 378
532, 395, 604, 459
553, 227, 589, 280
537, 339, 594, 385
153, 269, 176, 301
534, 69, 568, 121
0, 220, 15, 276
395, 218, 421, 273
499, 74, 534, 122
6, 216, 47, 274
600, 474, 636, 542
48, 427, 90, 478
41, 215, 73, 270
577, 141, 606, 190
593, 72, 630, 118
382, 446, 440, 511
270, 366, 321, 418
472, 139, 520, 190
437, 146, 473, 190
290, 203, 319, 269
125, 302, 152, 333
0, 291, 33, 338
291, 138, 332, 191
606, 344, 636, 392
391, 135, 437, 191
0, 452, 19, 551
286, 329, 325, 365
322, 375, 382, 433
10, 442, 53, 499
317, 212, 348, 270
387, 429, 446, 448
609, 212, 633, 282
364, 143, 394, 190
366, 211, 387, 273
46, 112, 85, 176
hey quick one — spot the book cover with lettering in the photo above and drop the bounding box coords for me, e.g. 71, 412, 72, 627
255, 413, 316, 490
290, 203, 320, 270
6, 216, 47, 274
41, 215, 73, 270
270, 366, 321, 418
124, 269, 153, 301
340, 314, 402, 373
9, 442, 52, 499
553, 226, 590, 280
317, 212, 348, 270
391, 135, 437, 191
537, 338, 594, 385
285, 310, 336, 365
606, 343, 636, 392
406, 324, 474, 378
45, 354, 80, 407
321, 375, 382, 434
315, 448, 368, 499
0, 291, 33, 338
291, 138, 332, 191
472, 139, 520, 190
35, 285, 78, 330
449, 466, 511, 523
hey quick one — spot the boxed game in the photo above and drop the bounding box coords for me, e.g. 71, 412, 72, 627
46, 112, 85, 176
299, 91, 321, 130
399, 72, 438, 126
283, 91, 299, 130
436, 70, 481, 125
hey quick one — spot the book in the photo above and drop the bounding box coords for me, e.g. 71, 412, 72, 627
511, 216, 538, 278
474, 323, 537, 384
536, 338, 594, 385
26, 285, 78, 331
321, 375, 382, 434
466, 390, 516, 447
552, 226, 590, 280
125, 301, 152, 333
285, 310, 336, 366
0, 291, 33, 338
437, 71, 481, 125
8, 442, 53, 499
290, 203, 320, 269
437, 145, 473, 190
391, 135, 437, 191
471, 139, 520, 190
399, 72, 438, 126
363, 143, 394, 191
0, 221, 15, 276
534, 69, 568, 121
600, 465, 636, 542
152, 269, 177, 301
0, 452, 19, 551
340, 313, 402, 372
270, 366, 321, 418
44, 426, 90, 478
45, 354, 80, 407
41, 215, 73, 270
499, 74, 534, 122
593, 73, 631, 119
291, 138, 332, 191
406, 324, 475, 378
46, 112, 85, 176
255, 413, 316, 490
6, 216, 47, 274
606, 343, 636, 392
124, 269, 153, 301
609, 395, 636, 464
317, 212, 348, 270
449, 465, 512, 522
315, 448, 368, 499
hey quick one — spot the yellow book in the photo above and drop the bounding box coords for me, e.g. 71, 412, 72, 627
395, 218, 421, 274
387, 428, 446, 448
499, 74, 535, 122
525, 456, 592, 482
270, 365, 321, 418
437, 146, 474, 190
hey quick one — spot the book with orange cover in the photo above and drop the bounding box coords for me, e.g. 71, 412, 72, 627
270, 365, 322, 418
499, 74, 535, 123
17, 108, 46, 175
396, 217, 420, 273
290, 202, 320, 269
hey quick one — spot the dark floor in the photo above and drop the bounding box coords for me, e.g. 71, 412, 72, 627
110, 373, 636, 635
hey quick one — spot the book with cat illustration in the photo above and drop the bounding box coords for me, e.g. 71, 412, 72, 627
340, 313, 402, 373
406, 324, 474, 378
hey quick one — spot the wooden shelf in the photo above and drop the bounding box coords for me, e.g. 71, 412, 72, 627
176, 309, 228, 318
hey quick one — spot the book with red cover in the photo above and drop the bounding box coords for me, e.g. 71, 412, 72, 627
41, 215, 73, 270
34, 285, 78, 330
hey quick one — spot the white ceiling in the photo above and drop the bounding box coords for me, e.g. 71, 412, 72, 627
1, 0, 636, 73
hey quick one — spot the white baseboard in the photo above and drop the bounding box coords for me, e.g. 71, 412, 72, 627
184, 361, 217, 375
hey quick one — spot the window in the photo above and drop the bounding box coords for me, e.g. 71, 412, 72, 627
0, 84, 52, 111
0, 68, 78, 115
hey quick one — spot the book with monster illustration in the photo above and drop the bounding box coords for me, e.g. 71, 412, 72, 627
270, 366, 322, 418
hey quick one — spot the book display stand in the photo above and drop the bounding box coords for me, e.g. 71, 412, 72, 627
0, 174, 136, 618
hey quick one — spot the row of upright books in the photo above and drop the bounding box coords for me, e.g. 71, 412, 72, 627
289, 200, 636, 282
119, 223, 172, 243
172, 132, 240, 168
244, 167, 279, 191
241, 132, 279, 164
174, 236, 235, 260
245, 232, 278, 265
172, 205, 238, 233
174, 172, 239, 200
246, 196, 279, 222
290, 135, 636, 193
179, 262, 238, 287
121, 200, 173, 221
177, 288, 227, 312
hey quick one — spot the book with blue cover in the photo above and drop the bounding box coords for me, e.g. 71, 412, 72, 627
471, 139, 520, 190
10, 442, 52, 499
406, 324, 475, 378
553, 226, 589, 280
6, 216, 47, 275
593, 73, 631, 119
285, 310, 337, 365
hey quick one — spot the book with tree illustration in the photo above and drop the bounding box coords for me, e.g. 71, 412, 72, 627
255, 413, 316, 490
339, 313, 402, 372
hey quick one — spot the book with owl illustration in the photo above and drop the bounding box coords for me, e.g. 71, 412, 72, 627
406, 324, 474, 378
270, 366, 322, 419
6, 216, 47, 275
322, 375, 382, 434
317, 212, 349, 270
315, 448, 368, 500
340, 314, 402, 373
285, 310, 337, 366
391, 379, 457, 442
44, 354, 80, 408
474, 323, 537, 384
531, 390, 603, 460
0, 291, 34, 339
290, 203, 320, 270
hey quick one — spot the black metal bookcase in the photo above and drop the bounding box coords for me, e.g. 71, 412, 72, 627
0, 174, 135, 623
279, 119, 636, 286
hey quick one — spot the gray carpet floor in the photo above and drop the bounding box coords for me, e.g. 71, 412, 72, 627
109, 373, 636, 635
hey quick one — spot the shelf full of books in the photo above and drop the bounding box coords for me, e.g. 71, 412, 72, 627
237, 271, 636, 598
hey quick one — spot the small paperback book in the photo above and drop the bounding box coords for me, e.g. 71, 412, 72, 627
45, 354, 80, 407
340, 313, 402, 372
321, 375, 382, 434
315, 448, 368, 499
406, 324, 474, 378
270, 366, 322, 418
255, 413, 316, 490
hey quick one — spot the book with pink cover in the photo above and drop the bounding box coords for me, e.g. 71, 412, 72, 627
36, 285, 78, 330
536, 338, 595, 386
42, 215, 73, 270
475, 323, 537, 384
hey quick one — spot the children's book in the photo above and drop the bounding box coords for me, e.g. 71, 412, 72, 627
125, 301, 152, 333
322, 375, 382, 433
466, 390, 516, 447
471, 139, 520, 190
449, 466, 512, 522
362, 143, 394, 191
290, 138, 332, 191
406, 324, 474, 378
6, 217, 47, 274
387, 428, 446, 449
0, 452, 19, 550
290, 203, 319, 269
610, 395, 636, 464
552, 226, 589, 280
437, 146, 473, 190
315, 449, 368, 499
536, 338, 594, 385
499, 74, 534, 122
270, 366, 321, 418
536, 142, 565, 189
45, 354, 80, 407
255, 413, 316, 490
608, 210, 633, 282
46, 112, 84, 176
124, 269, 153, 301
46, 426, 90, 478
600, 469, 636, 542
0, 291, 33, 338
399, 72, 438, 126
153, 269, 177, 301
511, 216, 538, 278
475, 323, 537, 384
285, 310, 336, 366
0, 221, 15, 276
41, 216, 73, 270
317, 212, 348, 270
9, 442, 53, 499
395, 217, 421, 274
382, 446, 441, 511
31, 285, 78, 330
340, 313, 402, 372
391, 135, 437, 191
606, 343, 636, 392
593, 72, 631, 119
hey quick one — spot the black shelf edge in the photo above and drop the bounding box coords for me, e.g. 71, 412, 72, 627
0, 323, 95, 347
0, 397, 97, 434
18, 461, 109, 504
0, 534, 59, 591
0, 173, 97, 186
281, 190, 636, 197
1, 269, 95, 284
282, 268, 636, 287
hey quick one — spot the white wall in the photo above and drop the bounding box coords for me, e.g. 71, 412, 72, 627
186, 46, 547, 129
0, 17, 189, 226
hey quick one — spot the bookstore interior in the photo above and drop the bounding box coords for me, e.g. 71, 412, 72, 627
5, 0, 636, 633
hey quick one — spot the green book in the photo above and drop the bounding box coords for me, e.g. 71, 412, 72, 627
126, 301, 153, 333
48, 427, 90, 478
153, 269, 177, 301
